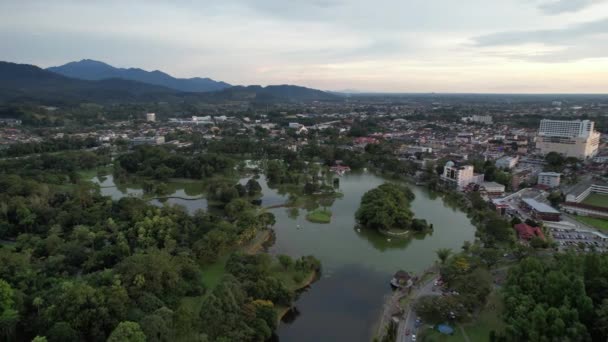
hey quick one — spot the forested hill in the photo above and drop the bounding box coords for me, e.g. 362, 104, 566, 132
0, 61, 178, 104
47, 59, 232, 92
1, 61, 340, 105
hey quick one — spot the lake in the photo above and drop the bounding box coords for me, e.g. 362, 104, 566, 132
90, 172, 476, 341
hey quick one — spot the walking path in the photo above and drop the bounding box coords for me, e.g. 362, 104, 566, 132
458, 324, 472, 342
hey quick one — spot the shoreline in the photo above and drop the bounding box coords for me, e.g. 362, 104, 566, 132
275, 269, 319, 324
243, 229, 272, 255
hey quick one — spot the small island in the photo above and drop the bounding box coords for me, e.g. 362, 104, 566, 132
306, 208, 333, 223
355, 183, 432, 235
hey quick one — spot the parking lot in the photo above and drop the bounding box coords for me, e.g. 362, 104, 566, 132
550, 227, 608, 252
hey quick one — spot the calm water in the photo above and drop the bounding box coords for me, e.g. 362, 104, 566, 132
90, 175, 208, 214
91, 172, 475, 341
267, 173, 476, 341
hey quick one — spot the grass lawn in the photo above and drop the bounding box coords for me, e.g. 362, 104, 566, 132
305, 208, 332, 223
200, 253, 231, 291
573, 216, 608, 231
581, 193, 608, 208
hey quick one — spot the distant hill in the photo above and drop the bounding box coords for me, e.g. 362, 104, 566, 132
0, 61, 178, 104
0, 61, 341, 105
47, 59, 231, 92
202, 85, 340, 103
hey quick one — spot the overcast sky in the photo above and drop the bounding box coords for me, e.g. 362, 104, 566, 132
1, 0, 607, 93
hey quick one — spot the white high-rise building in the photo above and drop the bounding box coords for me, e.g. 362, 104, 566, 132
441, 162, 484, 190
536, 119, 600, 159
146, 113, 156, 122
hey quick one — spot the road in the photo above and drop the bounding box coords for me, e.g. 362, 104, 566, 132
397, 276, 439, 342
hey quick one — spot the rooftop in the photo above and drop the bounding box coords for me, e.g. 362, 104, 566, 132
522, 198, 560, 214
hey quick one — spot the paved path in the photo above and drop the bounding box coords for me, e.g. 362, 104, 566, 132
396, 276, 440, 342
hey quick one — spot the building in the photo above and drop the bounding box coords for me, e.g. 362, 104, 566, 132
192, 116, 213, 124
536, 119, 600, 159
537, 172, 561, 188
480, 182, 506, 196
441, 161, 484, 190
514, 223, 545, 241
462, 115, 492, 125
565, 181, 608, 203
0, 118, 22, 126
521, 198, 561, 221
472, 115, 493, 125
130, 136, 165, 146
495, 156, 519, 170
146, 113, 156, 122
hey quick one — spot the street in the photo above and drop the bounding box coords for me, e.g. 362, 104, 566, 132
397, 276, 440, 342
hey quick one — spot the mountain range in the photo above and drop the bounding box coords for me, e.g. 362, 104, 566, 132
0, 61, 340, 104
47, 59, 231, 92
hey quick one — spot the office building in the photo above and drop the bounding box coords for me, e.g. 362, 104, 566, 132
536, 119, 600, 159
146, 113, 156, 122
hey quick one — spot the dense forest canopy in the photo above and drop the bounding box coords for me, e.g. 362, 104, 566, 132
0, 145, 321, 341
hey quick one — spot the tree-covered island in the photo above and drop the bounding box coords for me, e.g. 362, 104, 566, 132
355, 183, 432, 235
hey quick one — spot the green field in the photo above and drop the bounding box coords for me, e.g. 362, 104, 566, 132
305, 208, 332, 223
573, 216, 608, 231
200, 253, 231, 290
582, 193, 608, 208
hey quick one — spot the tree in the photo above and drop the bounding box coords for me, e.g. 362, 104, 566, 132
436, 248, 452, 264
0, 279, 18, 341
277, 255, 293, 269
355, 184, 416, 232
246, 179, 262, 197
107, 321, 146, 342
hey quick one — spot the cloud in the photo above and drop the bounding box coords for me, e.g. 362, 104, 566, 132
1, 0, 608, 92
538, 0, 605, 14
473, 18, 608, 46
471, 18, 608, 62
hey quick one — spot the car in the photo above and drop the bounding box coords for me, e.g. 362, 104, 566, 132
411, 334, 417, 341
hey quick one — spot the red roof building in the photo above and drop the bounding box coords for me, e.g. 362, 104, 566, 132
514, 223, 545, 241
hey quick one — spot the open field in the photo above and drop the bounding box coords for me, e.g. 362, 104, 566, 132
581, 193, 608, 208
573, 216, 608, 232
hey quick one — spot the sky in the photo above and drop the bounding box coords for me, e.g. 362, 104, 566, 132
1, 0, 608, 93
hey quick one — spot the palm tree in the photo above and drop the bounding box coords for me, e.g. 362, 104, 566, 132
32, 297, 44, 316
436, 248, 452, 264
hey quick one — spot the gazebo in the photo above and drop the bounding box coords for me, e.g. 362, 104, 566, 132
390, 270, 413, 288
